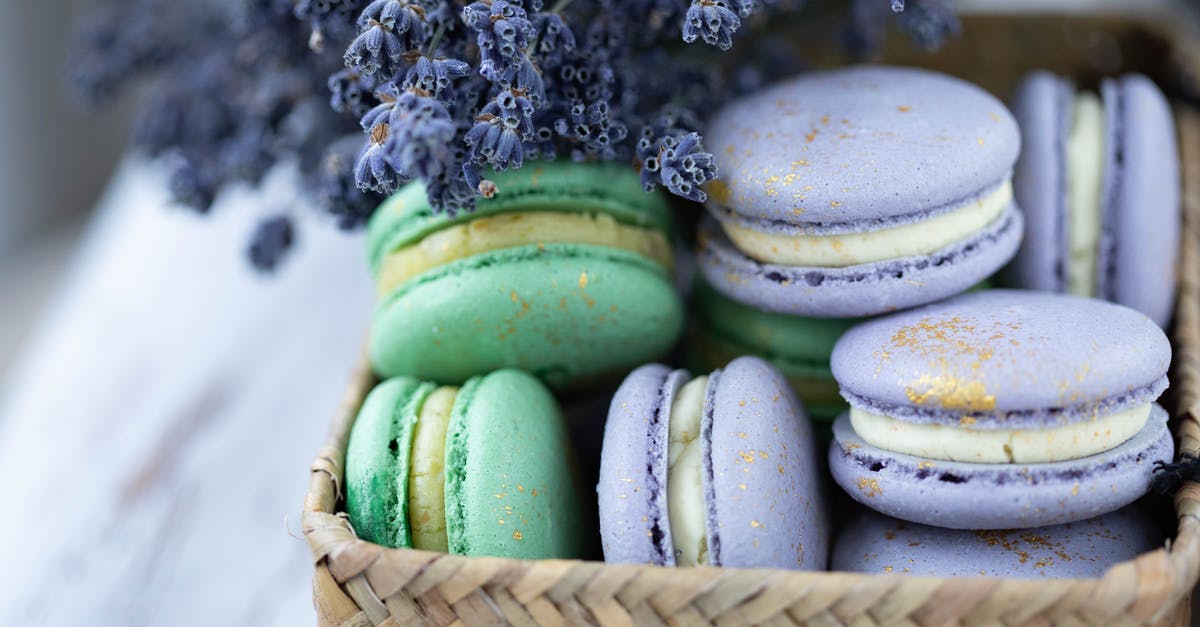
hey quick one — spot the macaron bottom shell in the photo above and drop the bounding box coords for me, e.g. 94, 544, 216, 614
370, 243, 684, 389
697, 207, 1023, 318
827, 405, 1173, 529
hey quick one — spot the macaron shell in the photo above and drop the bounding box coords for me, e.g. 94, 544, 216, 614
696, 208, 1022, 318
827, 405, 1174, 529
1004, 71, 1071, 293
597, 364, 687, 565
445, 369, 588, 558
1100, 74, 1180, 327
831, 290, 1171, 427
367, 161, 673, 273
704, 65, 1020, 227
369, 243, 684, 389
706, 357, 829, 569
344, 377, 436, 548
832, 506, 1161, 577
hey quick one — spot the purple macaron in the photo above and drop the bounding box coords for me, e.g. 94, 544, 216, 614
597, 357, 829, 570
1004, 72, 1180, 327
698, 65, 1024, 318
828, 289, 1174, 529
832, 506, 1161, 578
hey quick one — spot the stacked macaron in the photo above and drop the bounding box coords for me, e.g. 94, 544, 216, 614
367, 160, 684, 389
699, 65, 1023, 318
827, 290, 1173, 575
1004, 72, 1180, 327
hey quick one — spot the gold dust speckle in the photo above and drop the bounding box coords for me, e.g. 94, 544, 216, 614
759, 450, 769, 459
959, 416, 977, 427
857, 477, 883, 497
845, 443, 861, 452
917, 461, 936, 470
738, 400, 746, 407
750, 520, 762, 528
739, 451, 756, 464
706, 179, 732, 206
884, 565, 894, 573
1071, 483, 1080, 496
513, 530, 524, 541
579, 273, 589, 289
977, 137, 986, 146
830, 201, 842, 207
777, 464, 785, 474
897, 106, 911, 112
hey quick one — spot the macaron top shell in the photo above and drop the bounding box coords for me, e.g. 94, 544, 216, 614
446, 369, 588, 559
1099, 74, 1180, 327
706, 357, 828, 569
831, 290, 1170, 426
705, 65, 1019, 229
367, 160, 673, 273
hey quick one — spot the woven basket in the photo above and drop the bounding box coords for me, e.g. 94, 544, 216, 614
304, 13, 1200, 626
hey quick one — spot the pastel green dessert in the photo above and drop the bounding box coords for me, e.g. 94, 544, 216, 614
345, 370, 589, 559
689, 279, 857, 420
367, 161, 684, 389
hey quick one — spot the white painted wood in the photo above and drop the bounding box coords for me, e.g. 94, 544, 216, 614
0, 158, 372, 625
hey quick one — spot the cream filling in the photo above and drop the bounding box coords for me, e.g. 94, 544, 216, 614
849, 404, 1151, 464
721, 181, 1012, 267
667, 376, 710, 566
1065, 92, 1105, 297
376, 211, 672, 297
408, 386, 458, 551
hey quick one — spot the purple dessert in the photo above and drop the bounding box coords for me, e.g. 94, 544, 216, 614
827, 289, 1174, 529
1004, 72, 1180, 327
698, 65, 1023, 317
832, 506, 1161, 578
597, 357, 828, 569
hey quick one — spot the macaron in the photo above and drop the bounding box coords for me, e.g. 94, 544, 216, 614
832, 506, 1161, 578
689, 278, 858, 421
828, 289, 1174, 529
597, 357, 829, 570
1005, 72, 1180, 327
698, 65, 1024, 318
345, 369, 589, 558
367, 160, 684, 389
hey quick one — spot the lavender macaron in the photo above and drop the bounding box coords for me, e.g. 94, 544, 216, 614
597, 357, 828, 570
1004, 72, 1179, 328
828, 289, 1173, 529
832, 506, 1161, 578
698, 66, 1024, 318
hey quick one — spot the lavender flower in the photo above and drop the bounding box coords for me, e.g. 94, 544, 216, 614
72, 0, 964, 267
248, 215, 295, 272
343, 0, 430, 80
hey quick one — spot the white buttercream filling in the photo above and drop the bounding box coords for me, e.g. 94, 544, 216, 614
667, 376, 710, 566
1065, 92, 1105, 297
849, 404, 1151, 463
721, 180, 1012, 267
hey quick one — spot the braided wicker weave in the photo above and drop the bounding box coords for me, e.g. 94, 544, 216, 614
304, 13, 1200, 627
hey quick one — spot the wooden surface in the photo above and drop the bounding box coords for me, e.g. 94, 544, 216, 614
0, 159, 372, 625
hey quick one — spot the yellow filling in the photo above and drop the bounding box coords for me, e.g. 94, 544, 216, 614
376, 211, 673, 297
849, 404, 1150, 464
667, 376, 710, 566
408, 386, 458, 551
1065, 93, 1105, 297
721, 181, 1012, 267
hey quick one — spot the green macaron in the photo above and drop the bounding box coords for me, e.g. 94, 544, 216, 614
689, 279, 858, 421
367, 161, 684, 390
345, 370, 590, 559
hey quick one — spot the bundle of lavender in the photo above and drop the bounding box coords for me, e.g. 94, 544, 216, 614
69, 0, 957, 270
